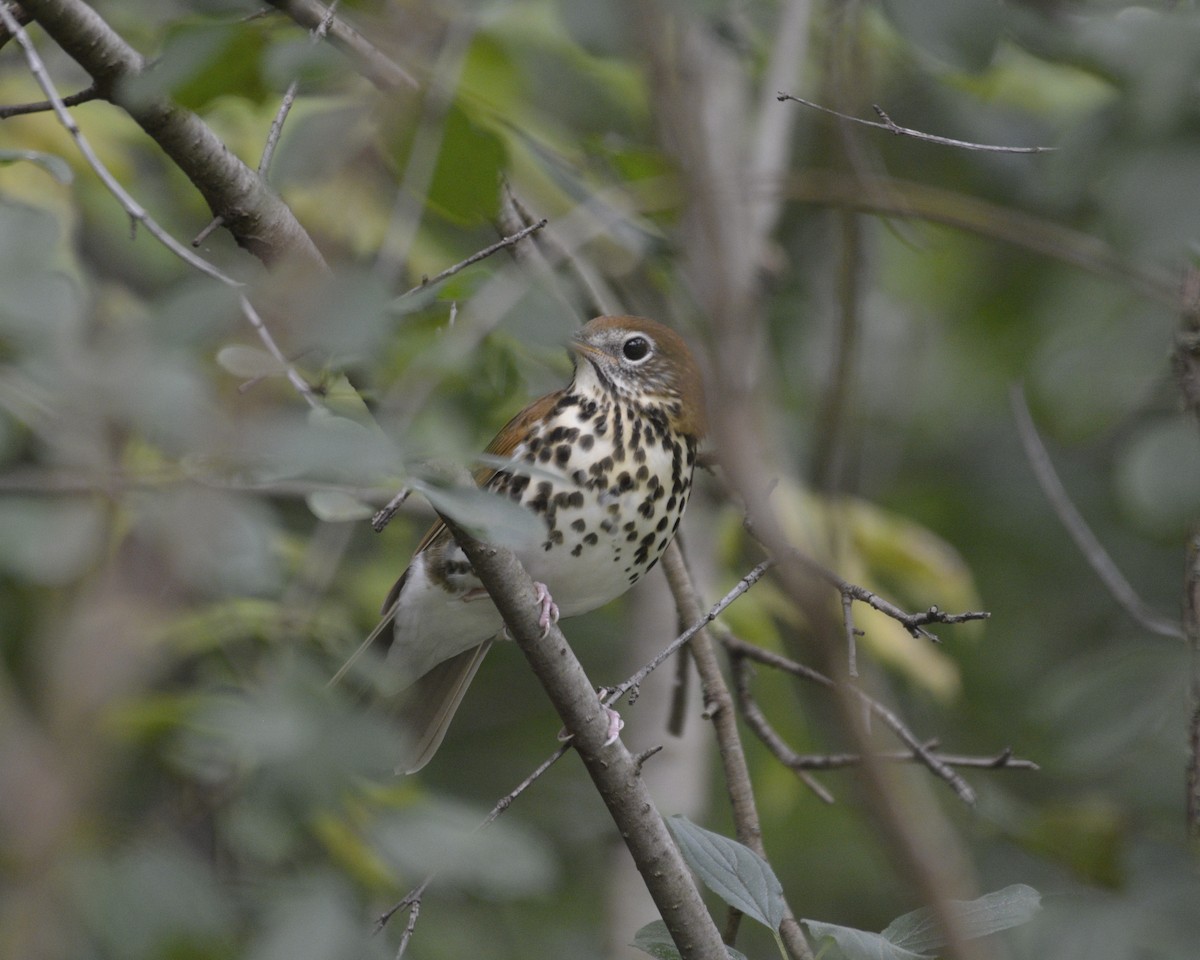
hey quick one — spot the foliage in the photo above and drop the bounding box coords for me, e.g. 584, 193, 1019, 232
3, 1, 1200, 959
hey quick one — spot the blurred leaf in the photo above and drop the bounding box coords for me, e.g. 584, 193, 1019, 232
0, 149, 73, 183
667, 815, 786, 931
0, 497, 105, 585
425, 103, 507, 225
71, 842, 235, 960
273, 101, 373, 186
631, 920, 748, 960
804, 885, 1040, 960
371, 797, 558, 897
1018, 801, 1125, 888
408, 474, 544, 546
135, 486, 282, 597
119, 20, 269, 109
305, 489, 375, 522
882, 885, 1042, 953
881, 0, 1006, 73
1115, 416, 1200, 537
245, 873, 368, 960
216, 343, 286, 378
772, 483, 976, 698
263, 37, 347, 92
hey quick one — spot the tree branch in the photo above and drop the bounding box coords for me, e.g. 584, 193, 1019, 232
441, 519, 728, 960
19, 0, 326, 272
1010, 384, 1183, 640
263, 0, 417, 91
777, 92, 1055, 153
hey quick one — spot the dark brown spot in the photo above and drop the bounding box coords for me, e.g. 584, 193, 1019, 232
583, 533, 598, 546
580, 434, 595, 451
571, 544, 583, 557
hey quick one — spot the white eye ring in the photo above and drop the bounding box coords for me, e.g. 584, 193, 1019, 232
622, 334, 653, 363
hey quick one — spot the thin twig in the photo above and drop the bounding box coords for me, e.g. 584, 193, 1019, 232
776, 92, 1055, 153
724, 635, 980, 805
0, 6, 325, 410
608, 558, 777, 704
264, 0, 416, 91
480, 743, 572, 828
729, 655, 836, 804
1010, 384, 1183, 640
371, 487, 413, 532
192, 2, 336, 246
0, 82, 98, 118
397, 218, 548, 298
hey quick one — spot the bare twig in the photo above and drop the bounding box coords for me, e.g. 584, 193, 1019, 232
0, 82, 98, 118
397, 218, 549, 299
779, 170, 1176, 308
192, 2, 338, 246
441, 518, 728, 960
729, 655, 836, 804
1010, 384, 1184, 640
609, 558, 776, 703
263, 0, 417, 91
777, 92, 1055, 154
661, 543, 814, 960
1, 6, 325, 410
371, 487, 413, 532
724, 634, 979, 805
19, 0, 326, 270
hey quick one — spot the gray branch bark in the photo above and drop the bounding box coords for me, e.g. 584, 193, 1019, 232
443, 520, 728, 960
19, 0, 327, 272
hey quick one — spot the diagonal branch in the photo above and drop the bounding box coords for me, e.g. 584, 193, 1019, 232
19, 0, 326, 272
440, 518, 728, 960
1010, 384, 1183, 640
264, 0, 417, 91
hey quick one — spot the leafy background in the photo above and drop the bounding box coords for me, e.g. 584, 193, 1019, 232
2, 1, 1199, 958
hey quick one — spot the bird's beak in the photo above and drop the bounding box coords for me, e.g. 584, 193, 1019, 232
568, 331, 605, 365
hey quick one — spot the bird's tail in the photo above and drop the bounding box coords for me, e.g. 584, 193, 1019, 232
395, 641, 493, 774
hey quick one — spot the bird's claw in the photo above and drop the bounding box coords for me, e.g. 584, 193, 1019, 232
603, 705, 624, 746
533, 581, 560, 637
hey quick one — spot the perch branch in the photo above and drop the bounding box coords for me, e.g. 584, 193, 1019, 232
441, 518, 728, 960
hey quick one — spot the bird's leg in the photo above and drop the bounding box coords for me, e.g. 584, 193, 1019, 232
533, 581, 560, 637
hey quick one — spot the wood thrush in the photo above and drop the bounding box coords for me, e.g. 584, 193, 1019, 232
380, 315, 706, 772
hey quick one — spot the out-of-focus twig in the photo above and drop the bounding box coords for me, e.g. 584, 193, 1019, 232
1010, 384, 1183, 640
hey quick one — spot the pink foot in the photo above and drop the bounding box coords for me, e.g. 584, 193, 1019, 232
533, 581, 560, 637
603, 705, 624, 746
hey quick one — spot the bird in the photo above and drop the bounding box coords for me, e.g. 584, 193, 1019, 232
378, 315, 706, 773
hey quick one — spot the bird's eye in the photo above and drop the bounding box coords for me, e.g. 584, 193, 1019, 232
622, 336, 651, 362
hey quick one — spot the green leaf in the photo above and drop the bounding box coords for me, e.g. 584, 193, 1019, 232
304, 490, 375, 522
803, 885, 1042, 960
803, 919, 928, 960
408, 475, 543, 545
0, 149, 73, 183
882, 884, 1042, 953
631, 921, 748, 960
425, 103, 507, 225
666, 815, 787, 931
216, 344, 286, 379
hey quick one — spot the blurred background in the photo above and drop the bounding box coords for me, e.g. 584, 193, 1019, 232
2, 0, 1199, 957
